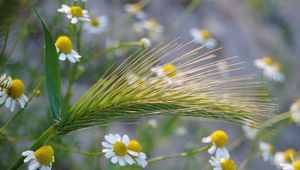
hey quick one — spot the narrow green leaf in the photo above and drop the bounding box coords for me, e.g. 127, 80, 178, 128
32, 6, 61, 120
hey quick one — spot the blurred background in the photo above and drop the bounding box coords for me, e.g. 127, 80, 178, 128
1, 0, 300, 169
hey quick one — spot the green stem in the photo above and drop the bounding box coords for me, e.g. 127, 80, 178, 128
0, 77, 45, 134
9, 124, 59, 170
94, 42, 140, 58
147, 144, 211, 164
52, 143, 104, 156
0, 24, 10, 67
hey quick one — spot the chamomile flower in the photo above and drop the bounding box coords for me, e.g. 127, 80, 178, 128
281, 160, 300, 170
58, 4, 89, 24
0, 73, 12, 89
209, 157, 237, 170
133, 18, 164, 41
84, 16, 108, 34
102, 134, 135, 166
254, 57, 285, 82
202, 130, 230, 159
147, 118, 158, 128
263, 62, 285, 82
242, 123, 259, 140
0, 79, 28, 112
274, 149, 297, 168
290, 99, 300, 126
124, 3, 146, 19
127, 140, 148, 168
190, 28, 217, 49
139, 38, 152, 48
126, 73, 146, 87
55, 35, 81, 63
151, 63, 182, 85
22, 145, 55, 170
259, 142, 275, 162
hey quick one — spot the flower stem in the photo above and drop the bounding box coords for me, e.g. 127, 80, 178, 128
0, 77, 45, 134
52, 143, 104, 156
147, 144, 211, 164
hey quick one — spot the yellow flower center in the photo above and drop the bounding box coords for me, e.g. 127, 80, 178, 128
55, 36, 73, 54
148, 18, 158, 28
131, 3, 142, 12
211, 130, 228, 147
113, 142, 127, 156
70, 6, 83, 17
34, 145, 54, 166
162, 64, 177, 77
5, 79, 24, 98
221, 159, 237, 170
262, 57, 273, 65
90, 18, 99, 27
273, 62, 283, 72
199, 29, 211, 40
293, 160, 300, 170
284, 149, 297, 162
127, 140, 142, 153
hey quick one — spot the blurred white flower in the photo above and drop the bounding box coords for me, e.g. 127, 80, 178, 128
58, 4, 89, 24
202, 130, 230, 159
280, 160, 300, 170
209, 157, 237, 170
127, 140, 148, 168
151, 63, 182, 85
124, 3, 146, 19
290, 99, 300, 126
84, 16, 108, 34
133, 18, 164, 41
254, 57, 285, 82
259, 142, 275, 162
274, 149, 297, 168
242, 124, 258, 140
175, 126, 187, 136
147, 118, 158, 128
190, 28, 217, 49
139, 38, 152, 48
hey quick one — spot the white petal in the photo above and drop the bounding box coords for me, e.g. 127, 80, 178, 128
0, 93, 7, 104
5, 97, 11, 109
122, 135, 130, 145
59, 53, 67, 61
71, 17, 78, 24
24, 154, 35, 163
105, 134, 117, 144
105, 151, 115, 158
118, 157, 126, 166
208, 145, 217, 154
124, 155, 135, 165
10, 99, 16, 112
202, 136, 212, 143
128, 150, 139, 156
216, 148, 230, 159
102, 142, 112, 148
115, 134, 121, 142
22, 150, 34, 156
139, 152, 147, 159
28, 161, 40, 170
111, 156, 119, 164
67, 54, 76, 63
18, 98, 25, 108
